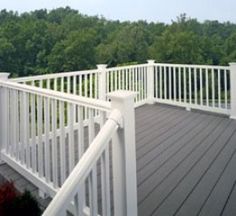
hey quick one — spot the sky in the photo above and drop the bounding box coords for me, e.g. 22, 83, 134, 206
0, 0, 236, 24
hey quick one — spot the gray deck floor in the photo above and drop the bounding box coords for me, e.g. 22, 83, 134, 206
1, 103, 236, 215
136, 104, 236, 216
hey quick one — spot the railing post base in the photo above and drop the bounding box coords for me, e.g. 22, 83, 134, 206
108, 90, 138, 216
0, 73, 10, 164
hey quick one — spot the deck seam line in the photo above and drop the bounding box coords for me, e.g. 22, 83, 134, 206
137, 112, 212, 164
220, 179, 236, 216
136, 107, 182, 133
150, 121, 236, 215
136, 109, 193, 145
174, 130, 236, 216
196, 135, 236, 216
137, 116, 223, 203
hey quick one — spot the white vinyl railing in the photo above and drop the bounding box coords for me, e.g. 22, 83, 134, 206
43, 109, 121, 216
0, 73, 138, 215
11, 69, 100, 99
153, 63, 231, 114
11, 61, 236, 117
106, 64, 148, 105
12, 64, 150, 106
1, 60, 236, 216
0, 79, 111, 196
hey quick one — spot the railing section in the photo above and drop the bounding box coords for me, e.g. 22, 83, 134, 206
0, 80, 111, 200
106, 64, 148, 105
0, 78, 138, 215
153, 63, 230, 114
12, 64, 150, 106
11, 69, 100, 99
43, 109, 120, 216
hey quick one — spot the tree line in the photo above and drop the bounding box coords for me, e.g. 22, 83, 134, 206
0, 7, 235, 77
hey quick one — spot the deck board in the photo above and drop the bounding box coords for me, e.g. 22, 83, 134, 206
1, 103, 236, 215
136, 104, 236, 216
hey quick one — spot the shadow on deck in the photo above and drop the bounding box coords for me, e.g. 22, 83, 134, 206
1, 103, 236, 215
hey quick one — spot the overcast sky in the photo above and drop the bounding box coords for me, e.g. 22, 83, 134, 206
0, 0, 235, 23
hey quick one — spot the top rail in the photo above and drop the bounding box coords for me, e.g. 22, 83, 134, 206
10, 69, 99, 83
10, 64, 149, 83
0, 80, 111, 112
106, 63, 148, 71
155, 62, 230, 70
10, 62, 230, 83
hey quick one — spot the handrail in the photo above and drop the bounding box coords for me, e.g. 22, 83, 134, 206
155, 62, 230, 70
42, 109, 122, 216
10, 69, 99, 82
106, 63, 148, 71
0, 80, 111, 112
10, 62, 230, 83
11, 64, 149, 83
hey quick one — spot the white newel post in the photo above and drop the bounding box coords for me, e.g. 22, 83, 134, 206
0, 73, 10, 164
230, 63, 236, 119
147, 60, 155, 104
97, 64, 107, 101
108, 90, 138, 216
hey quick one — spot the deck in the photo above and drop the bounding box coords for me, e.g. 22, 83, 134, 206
136, 104, 236, 216
1, 103, 236, 215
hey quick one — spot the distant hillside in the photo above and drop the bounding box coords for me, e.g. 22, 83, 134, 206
0, 7, 235, 77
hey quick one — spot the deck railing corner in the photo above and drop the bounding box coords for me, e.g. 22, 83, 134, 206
229, 62, 236, 119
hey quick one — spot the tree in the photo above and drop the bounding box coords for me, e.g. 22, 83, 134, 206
48, 29, 97, 72
149, 29, 204, 64
0, 9, 235, 77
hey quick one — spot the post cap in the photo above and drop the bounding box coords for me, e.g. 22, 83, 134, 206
107, 90, 137, 101
147, 60, 155, 64
0, 73, 10, 80
97, 64, 108, 70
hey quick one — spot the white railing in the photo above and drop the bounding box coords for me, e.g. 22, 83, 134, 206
153, 63, 231, 114
12, 64, 150, 106
106, 64, 149, 106
0, 72, 138, 215
11, 61, 236, 117
11, 69, 100, 99
41, 90, 138, 216
43, 109, 121, 216
0, 78, 110, 195
1, 59, 236, 215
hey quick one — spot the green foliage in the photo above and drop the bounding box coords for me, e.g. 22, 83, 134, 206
0, 9, 235, 77
0, 182, 41, 216
10, 191, 41, 216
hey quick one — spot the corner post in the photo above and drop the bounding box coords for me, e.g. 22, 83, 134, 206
230, 63, 236, 119
108, 91, 138, 216
147, 60, 155, 104
97, 64, 107, 101
0, 73, 10, 164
